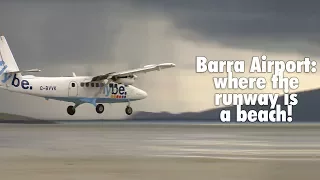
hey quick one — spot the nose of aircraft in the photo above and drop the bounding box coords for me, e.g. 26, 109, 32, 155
138, 89, 148, 99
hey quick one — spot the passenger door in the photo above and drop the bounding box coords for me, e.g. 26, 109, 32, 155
68, 81, 78, 97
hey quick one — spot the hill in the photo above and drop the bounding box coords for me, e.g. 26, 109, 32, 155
0, 113, 55, 124
127, 88, 320, 123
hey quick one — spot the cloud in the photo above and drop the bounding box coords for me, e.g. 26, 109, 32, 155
0, 1, 125, 68
131, 0, 320, 56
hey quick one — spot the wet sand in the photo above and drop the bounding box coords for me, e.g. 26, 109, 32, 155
1, 156, 320, 180
0, 123, 320, 179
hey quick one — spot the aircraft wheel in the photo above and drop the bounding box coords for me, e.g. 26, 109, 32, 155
67, 105, 75, 115
125, 106, 133, 115
96, 104, 104, 114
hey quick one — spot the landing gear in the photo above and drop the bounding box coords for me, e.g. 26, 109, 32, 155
66, 103, 132, 116
67, 103, 80, 115
67, 105, 76, 115
96, 104, 104, 114
125, 106, 133, 115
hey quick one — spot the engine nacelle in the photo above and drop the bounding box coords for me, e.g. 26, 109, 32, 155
114, 77, 135, 85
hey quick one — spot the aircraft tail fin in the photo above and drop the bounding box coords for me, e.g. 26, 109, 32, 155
0, 36, 20, 74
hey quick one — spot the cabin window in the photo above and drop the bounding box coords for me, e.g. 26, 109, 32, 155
96, 83, 100, 87
71, 83, 75, 87
86, 83, 89, 87
91, 83, 94, 87
80, 83, 84, 87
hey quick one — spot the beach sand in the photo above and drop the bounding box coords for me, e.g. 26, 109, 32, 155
1, 123, 320, 179
1, 156, 320, 180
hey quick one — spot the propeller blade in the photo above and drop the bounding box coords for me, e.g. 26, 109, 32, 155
94, 79, 112, 97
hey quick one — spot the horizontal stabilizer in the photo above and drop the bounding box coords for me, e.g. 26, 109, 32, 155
6, 68, 41, 73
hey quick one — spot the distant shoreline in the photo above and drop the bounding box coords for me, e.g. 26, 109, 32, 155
1, 119, 319, 125
0, 120, 56, 124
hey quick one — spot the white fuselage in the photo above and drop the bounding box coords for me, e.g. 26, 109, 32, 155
0, 73, 148, 105
0, 35, 173, 116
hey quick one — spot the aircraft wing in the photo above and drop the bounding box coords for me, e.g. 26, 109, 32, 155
91, 63, 175, 82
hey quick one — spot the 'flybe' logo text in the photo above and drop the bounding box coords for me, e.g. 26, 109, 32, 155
0, 50, 33, 90
2, 73, 32, 90
0, 58, 10, 84
0, 63, 7, 76
0, 56, 8, 77
104, 83, 127, 99
0, 54, 32, 90
11, 74, 32, 89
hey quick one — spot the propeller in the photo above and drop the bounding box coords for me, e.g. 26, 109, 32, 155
93, 74, 137, 97
94, 78, 111, 97
132, 74, 138, 79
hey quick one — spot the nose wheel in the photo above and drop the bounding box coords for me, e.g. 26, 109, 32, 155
96, 104, 104, 114
125, 106, 133, 115
67, 105, 76, 115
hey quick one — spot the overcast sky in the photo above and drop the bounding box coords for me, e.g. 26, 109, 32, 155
0, 0, 319, 119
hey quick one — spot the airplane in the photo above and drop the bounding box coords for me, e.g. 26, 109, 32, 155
0, 36, 175, 116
